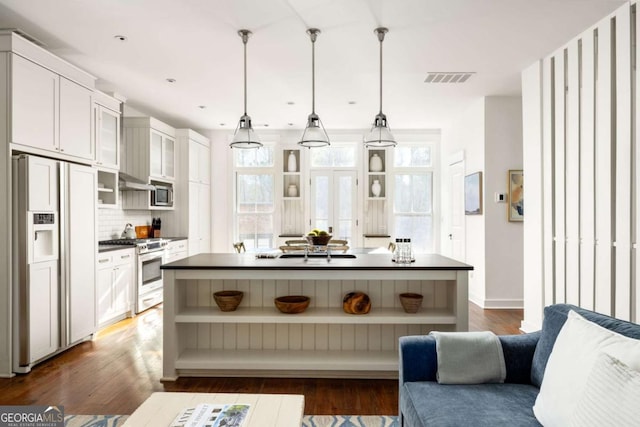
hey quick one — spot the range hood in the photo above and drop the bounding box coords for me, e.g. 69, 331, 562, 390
118, 172, 156, 191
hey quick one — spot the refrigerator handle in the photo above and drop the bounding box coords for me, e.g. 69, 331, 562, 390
34, 231, 38, 241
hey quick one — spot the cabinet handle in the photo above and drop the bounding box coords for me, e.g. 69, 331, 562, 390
98, 258, 109, 263
120, 254, 131, 259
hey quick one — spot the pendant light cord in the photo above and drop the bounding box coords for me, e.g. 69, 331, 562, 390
311, 33, 316, 115
243, 34, 248, 116
379, 35, 383, 115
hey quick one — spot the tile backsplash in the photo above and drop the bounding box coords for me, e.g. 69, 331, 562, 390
98, 208, 152, 241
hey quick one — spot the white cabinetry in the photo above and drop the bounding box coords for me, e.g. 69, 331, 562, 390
164, 240, 189, 264
174, 129, 211, 255
93, 91, 122, 209
364, 148, 389, 238
97, 248, 134, 328
27, 260, 59, 363
10, 53, 95, 162
121, 117, 176, 210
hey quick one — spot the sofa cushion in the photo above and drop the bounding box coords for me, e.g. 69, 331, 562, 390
569, 353, 640, 427
401, 382, 541, 427
533, 310, 640, 427
530, 304, 640, 387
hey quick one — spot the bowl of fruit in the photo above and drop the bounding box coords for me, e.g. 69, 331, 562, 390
305, 229, 332, 246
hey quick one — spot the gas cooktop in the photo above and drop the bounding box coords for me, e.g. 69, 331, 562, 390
99, 238, 165, 246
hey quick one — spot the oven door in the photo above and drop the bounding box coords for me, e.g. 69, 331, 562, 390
138, 250, 164, 294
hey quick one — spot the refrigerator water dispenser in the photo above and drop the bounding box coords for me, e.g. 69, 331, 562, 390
29, 213, 58, 264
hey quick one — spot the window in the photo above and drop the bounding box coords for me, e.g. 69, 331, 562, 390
234, 146, 275, 250
392, 143, 434, 253
310, 145, 357, 168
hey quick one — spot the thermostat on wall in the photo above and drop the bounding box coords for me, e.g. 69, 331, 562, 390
495, 192, 507, 203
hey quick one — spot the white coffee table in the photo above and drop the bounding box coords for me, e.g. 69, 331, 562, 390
122, 392, 305, 427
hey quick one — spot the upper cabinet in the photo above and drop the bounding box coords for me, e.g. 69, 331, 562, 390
6, 33, 97, 164
122, 117, 175, 182
93, 91, 122, 171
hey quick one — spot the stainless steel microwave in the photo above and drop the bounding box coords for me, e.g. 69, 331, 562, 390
151, 184, 173, 207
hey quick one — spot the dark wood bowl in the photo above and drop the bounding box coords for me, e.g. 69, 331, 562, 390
305, 234, 332, 246
274, 295, 310, 314
213, 290, 244, 312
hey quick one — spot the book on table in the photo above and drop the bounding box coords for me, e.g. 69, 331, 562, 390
170, 403, 251, 427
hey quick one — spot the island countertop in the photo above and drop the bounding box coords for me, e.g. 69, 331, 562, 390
161, 252, 473, 271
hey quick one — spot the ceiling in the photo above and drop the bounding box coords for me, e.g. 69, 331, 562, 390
0, 0, 626, 133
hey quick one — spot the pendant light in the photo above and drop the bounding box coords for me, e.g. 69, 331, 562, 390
230, 29, 262, 149
298, 28, 330, 148
364, 27, 396, 148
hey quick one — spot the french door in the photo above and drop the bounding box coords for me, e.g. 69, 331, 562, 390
310, 170, 358, 241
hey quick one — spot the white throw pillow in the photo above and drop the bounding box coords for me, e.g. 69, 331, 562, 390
569, 353, 640, 427
532, 310, 640, 427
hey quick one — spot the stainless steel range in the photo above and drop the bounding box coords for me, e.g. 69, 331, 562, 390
99, 238, 168, 313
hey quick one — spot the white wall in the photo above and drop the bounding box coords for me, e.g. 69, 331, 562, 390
441, 96, 524, 309
521, 1, 640, 329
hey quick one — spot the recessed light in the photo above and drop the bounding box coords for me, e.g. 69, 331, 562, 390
114, 35, 127, 42
288, 123, 294, 126
348, 101, 356, 105
287, 101, 295, 105
263, 124, 269, 127
198, 105, 206, 109
166, 78, 176, 83
219, 123, 226, 126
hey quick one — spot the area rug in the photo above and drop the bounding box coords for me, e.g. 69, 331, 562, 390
64, 414, 399, 426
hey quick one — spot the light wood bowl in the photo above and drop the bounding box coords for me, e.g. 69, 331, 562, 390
274, 295, 310, 314
399, 293, 423, 313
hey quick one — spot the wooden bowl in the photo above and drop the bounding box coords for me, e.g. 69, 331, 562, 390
399, 293, 423, 313
343, 291, 371, 314
213, 290, 244, 312
305, 234, 332, 246
275, 295, 310, 314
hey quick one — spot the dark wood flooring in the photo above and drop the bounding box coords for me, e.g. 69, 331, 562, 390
0, 303, 523, 415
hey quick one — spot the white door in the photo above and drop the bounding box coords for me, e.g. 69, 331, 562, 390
11, 54, 58, 152
310, 170, 358, 240
59, 77, 93, 160
448, 160, 465, 261
63, 163, 97, 344
27, 260, 59, 362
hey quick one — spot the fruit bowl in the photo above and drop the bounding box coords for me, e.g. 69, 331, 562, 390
213, 290, 244, 312
274, 295, 310, 314
305, 234, 332, 246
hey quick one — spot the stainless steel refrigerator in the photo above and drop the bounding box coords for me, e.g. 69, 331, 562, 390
12, 154, 97, 373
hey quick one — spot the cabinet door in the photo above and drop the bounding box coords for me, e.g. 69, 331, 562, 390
199, 183, 211, 250
26, 155, 58, 212
59, 77, 93, 160
113, 261, 132, 316
188, 141, 199, 182
96, 106, 120, 169
27, 260, 59, 363
150, 130, 163, 178
199, 143, 211, 184
11, 54, 58, 151
97, 265, 114, 325
162, 136, 175, 179
66, 164, 97, 343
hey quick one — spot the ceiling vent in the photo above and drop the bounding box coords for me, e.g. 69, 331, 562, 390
424, 72, 475, 83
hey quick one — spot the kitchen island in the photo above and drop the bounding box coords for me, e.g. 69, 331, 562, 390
161, 253, 472, 380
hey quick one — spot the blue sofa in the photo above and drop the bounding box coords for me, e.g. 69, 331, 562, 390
398, 303, 640, 426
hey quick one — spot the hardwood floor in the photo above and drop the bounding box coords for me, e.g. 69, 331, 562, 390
0, 303, 523, 415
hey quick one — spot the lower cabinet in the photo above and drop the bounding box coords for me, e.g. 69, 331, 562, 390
165, 240, 189, 264
97, 248, 134, 328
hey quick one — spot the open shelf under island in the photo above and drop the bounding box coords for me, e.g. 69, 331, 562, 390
161, 252, 473, 380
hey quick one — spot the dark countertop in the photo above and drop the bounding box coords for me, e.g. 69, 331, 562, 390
162, 236, 188, 242
98, 245, 136, 254
161, 252, 473, 271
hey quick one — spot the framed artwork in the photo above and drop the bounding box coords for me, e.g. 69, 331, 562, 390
464, 172, 482, 215
508, 170, 524, 221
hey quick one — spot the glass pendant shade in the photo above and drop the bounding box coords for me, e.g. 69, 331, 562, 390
364, 112, 396, 147
298, 28, 330, 148
300, 113, 330, 148
364, 27, 396, 148
231, 30, 262, 149
230, 114, 262, 148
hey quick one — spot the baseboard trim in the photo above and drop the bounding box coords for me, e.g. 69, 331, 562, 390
468, 297, 524, 309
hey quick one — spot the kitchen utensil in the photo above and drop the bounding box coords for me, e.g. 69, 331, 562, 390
121, 223, 136, 239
